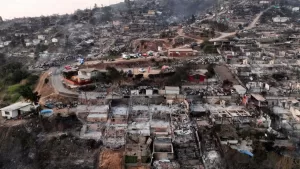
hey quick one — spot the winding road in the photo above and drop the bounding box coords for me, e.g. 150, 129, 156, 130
245, 7, 271, 30
210, 7, 272, 42
50, 67, 78, 97
177, 28, 203, 43
46, 6, 272, 97
209, 32, 237, 42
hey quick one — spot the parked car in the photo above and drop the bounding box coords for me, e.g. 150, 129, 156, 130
139, 68, 146, 73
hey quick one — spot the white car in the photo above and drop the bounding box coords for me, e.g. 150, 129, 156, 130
122, 53, 129, 59
139, 68, 146, 73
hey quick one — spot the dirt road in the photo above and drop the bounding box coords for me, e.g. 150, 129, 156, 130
207, 6, 271, 41
34, 71, 49, 93
209, 7, 270, 42
245, 7, 271, 30
209, 32, 237, 42
177, 28, 203, 43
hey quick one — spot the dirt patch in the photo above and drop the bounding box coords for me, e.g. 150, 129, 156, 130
127, 166, 150, 169
99, 149, 124, 169
39, 84, 55, 97
131, 39, 171, 53
40, 93, 76, 106
0, 118, 27, 127
35, 71, 50, 93
38, 77, 55, 105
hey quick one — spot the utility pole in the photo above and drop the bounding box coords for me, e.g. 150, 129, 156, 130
206, 78, 208, 100
85, 91, 88, 105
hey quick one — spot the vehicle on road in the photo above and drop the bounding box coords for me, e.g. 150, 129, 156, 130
139, 68, 146, 73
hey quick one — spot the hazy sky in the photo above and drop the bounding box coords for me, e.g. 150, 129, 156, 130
0, 0, 123, 19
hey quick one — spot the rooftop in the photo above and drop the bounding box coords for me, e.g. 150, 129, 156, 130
151, 120, 170, 128
165, 86, 180, 91
251, 94, 266, 102
233, 85, 246, 92
132, 105, 149, 111
77, 105, 109, 113
79, 92, 106, 100
150, 105, 173, 112
191, 104, 206, 112
112, 106, 128, 115
168, 48, 194, 52
0, 102, 31, 112
79, 68, 98, 73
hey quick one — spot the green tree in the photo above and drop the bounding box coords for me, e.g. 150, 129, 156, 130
11, 70, 29, 83
205, 64, 215, 78
18, 85, 40, 103
201, 40, 217, 54
106, 66, 122, 84
167, 63, 191, 86
91, 72, 105, 83
27, 75, 39, 86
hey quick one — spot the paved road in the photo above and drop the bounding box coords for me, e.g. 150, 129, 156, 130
50, 67, 78, 96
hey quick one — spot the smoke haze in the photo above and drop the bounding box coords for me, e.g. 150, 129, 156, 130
0, 0, 123, 19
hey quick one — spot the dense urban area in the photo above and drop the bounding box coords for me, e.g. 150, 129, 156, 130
1, 0, 300, 169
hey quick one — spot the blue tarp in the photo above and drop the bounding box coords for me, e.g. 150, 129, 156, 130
41, 109, 53, 114
239, 150, 254, 157
77, 58, 84, 65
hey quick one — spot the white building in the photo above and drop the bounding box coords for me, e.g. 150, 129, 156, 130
1, 102, 33, 119
259, 1, 270, 4
78, 68, 98, 80
4, 41, 11, 46
38, 35, 46, 40
33, 39, 40, 45
292, 7, 299, 12
51, 38, 58, 43
26, 42, 33, 47
233, 85, 247, 95
24, 39, 30, 43
165, 86, 180, 95
85, 39, 94, 44
272, 16, 290, 23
